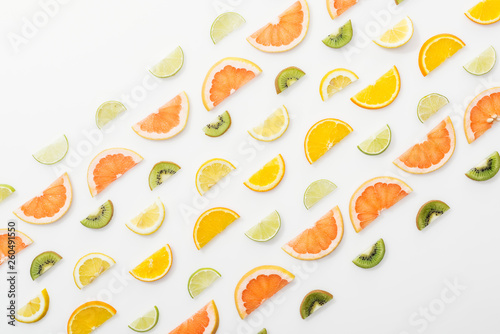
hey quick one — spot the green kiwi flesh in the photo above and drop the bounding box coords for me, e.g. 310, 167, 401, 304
323, 20, 353, 48
30, 251, 62, 280
203, 111, 231, 137
275, 66, 305, 94
149, 162, 181, 190
300, 289, 333, 319
353, 239, 385, 268
416, 200, 450, 230
466, 151, 500, 181
257, 329, 267, 334
81, 200, 113, 229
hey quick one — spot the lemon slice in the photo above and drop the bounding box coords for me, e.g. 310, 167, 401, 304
210, 12, 245, 44
195, 158, 235, 196
130, 245, 173, 282
187, 268, 221, 298
417, 93, 449, 123
245, 211, 281, 241
73, 253, 115, 289
129, 306, 159, 332
32, 135, 69, 165
319, 68, 358, 101
303, 180, 337, 210
0, 184, 15, 202
95, 101, 126, 129
248, 106, 289, 142
357, 125, 392, 155
373, 16, 413, 48
244, 155, 285, 192
125, 198, 165, 235
149, 46, 184, 78
16, 288, 49, 323
464, 46, 496, 76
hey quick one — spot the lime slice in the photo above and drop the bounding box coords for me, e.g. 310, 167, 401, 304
95, 101, 126, 129
245, 211, 281, 241
357, 125, 392, 155
0, 184, 15, 202
210, 12, 245, 44
149, 46, 184, 78
32, 135, 69, 165
417, 93, 449, 123
187, 268, 221, 298
128, 306, 159, 332
464, 46, 496, 76
303, 180, 337, 210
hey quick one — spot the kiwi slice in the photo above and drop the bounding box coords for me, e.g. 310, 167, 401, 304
257, 330, 267, 334
81, 200, 113, 229
275, 66, 305, 94
353, 239, 385, 269
30, 251, 62, 280
416, 200, 450, 230
203, 111, 231, 137
149, 161, 181, 190
323, 20, 353, 48
300, 290, 333, 319
466, 151, 500, 181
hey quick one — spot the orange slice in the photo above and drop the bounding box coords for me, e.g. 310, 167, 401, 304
243, 154, 285, 192
132, 92, 189, 140
327, 0, 358, 20
13, 173, 72, 224
247, 0, 309, 52
418, 34, 465, 76
0, 229, 32, 265
304, 118, 353, 164
465, 0, 500, 24
130, 244, 172, 282
394, 116, 456, 174
202, 57, 261, 111
87, 148, 143, 197
168, 300, 219, 334
193, 207, 240, 249
349, 176, 412, 233
235, 265, 294, 319
282, 206, 343, 260
351, 66, 401, 109
464, 87, 500, 143
68, 301, 116, 334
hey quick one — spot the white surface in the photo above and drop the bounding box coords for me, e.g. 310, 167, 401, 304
1, 0, 499, 333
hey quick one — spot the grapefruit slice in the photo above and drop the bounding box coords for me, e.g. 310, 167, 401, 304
464, 87, 500, 143
168, 300, 219, 334
282, 206, 343, 260
13, 173, 72, 224
202, 57, 261, 111
132, 92, 189, 140
327, 0, 358, 20
394, 116, 456, 174
87, 148, 143, 197
0, 229, 32, 265
247, 0, 309, 52
235, 265, 294, 319
350, 176, 412, 232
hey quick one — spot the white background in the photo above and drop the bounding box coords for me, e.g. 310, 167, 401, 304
1, 0, 500, 333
